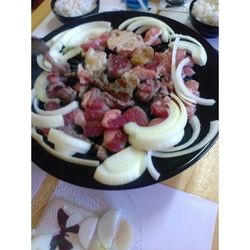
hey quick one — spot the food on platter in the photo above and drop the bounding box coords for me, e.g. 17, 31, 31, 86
32, 16, 218, 186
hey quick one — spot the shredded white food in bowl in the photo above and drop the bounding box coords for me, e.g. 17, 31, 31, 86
191, 0, 219, 26
54, 0, 96, 17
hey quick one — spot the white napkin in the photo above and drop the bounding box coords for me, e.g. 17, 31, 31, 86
32, 177, 218, 250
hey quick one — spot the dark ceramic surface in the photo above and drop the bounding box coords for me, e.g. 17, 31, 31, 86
32, 11, 219, 190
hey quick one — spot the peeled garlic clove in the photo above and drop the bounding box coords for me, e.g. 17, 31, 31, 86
112, 218, 133, 250
65, 232, 84, 250
78, 216, 99, 249
89, 237, 107, 250
98, 210, 121, 248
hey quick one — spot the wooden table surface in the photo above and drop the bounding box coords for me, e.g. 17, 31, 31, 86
32, 1, 219, 249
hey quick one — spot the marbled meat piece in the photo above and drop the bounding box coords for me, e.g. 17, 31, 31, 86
72, 108, 86, 127
128, 65, 158, 81
81, 87, 107, 110
107, 30, 144, 57
84, 108, 107, 122
150, 96, 171, 118
103, 129, 128, 153
81, 32, 111, 52
185, 79, 200, 97
73, 64, 92, 97
44, 101, 60, 111
104, 72, 139, 102
107, 54, 132, 78
131, 46, 154, 66
101, 109, 127, 129
136, 79, 161, 102
144, 27, 162, 46
123, 106, 149, 126
103, 92, 135, 110
55, 86, 77, 105
81, 87, 109, 122
155, 49, 188, 78
84, 121, 104, 137
85, 48, 107, 74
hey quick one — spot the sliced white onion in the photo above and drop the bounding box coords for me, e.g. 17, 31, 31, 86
129, 94, 187, 147
33, 98, 78, 116
171, 35, 180, 73
168, 40, 207, 66
135, 25, 153, 35
175, 57, 216, 106
32, 128, 99, 167
31, 88, 36, 102
126, 19, 172, 42
119, 16, 174, 42
175, 88, 196, 106
124, 99, 180, 136
54, 144, 76, 156
33, 71, 59, 103
146, 151, 160, 181
36, 54, 52, 72
152, 120, 218, 158
62, 21, 112, 48
65, 232, 84, 250
49, 21, 112, 63
61, 46, 82, 61
32, 112, 64, 128
170, 33, 204, 50
118, 17, 143, 30
163, 115, 201, 152
48, 128, 91, 154
47, 30, 69, 47
129, 129, 185, 152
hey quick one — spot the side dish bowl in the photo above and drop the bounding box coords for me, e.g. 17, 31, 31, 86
189, 0, 218, 38
51, 0, 100, 24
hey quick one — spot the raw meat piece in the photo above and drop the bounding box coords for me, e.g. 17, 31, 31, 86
84, 121, 104, 137
81, 32, 110, 52
144, 27, 162, 46
107, 30, 144, 56
103, 92, 135, 110
107, 54, 132, 78
150, 96, 171, 118
123, 106, 149, 126
131, 46, 154, 65
136, 80, 161, 102
103, 129, 128, 153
